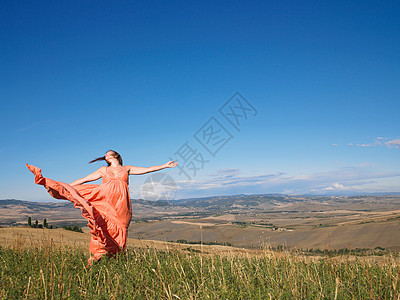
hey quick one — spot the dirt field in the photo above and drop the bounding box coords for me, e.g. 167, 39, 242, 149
129, 217, 400, 250
0, 227, 260, 257
2, 196, 400, 252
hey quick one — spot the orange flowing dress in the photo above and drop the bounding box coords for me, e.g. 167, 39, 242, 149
26, 164, 132, 264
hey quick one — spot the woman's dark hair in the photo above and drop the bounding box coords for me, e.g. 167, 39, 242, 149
89, 150, 123, 166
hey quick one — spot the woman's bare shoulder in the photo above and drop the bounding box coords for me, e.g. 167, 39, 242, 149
96, 166, 107, 174
123, 165, 134, 174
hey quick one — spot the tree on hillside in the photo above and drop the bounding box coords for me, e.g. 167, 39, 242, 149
62, 225, 84, 233
35, 220, 38, 228
43, 218, 48, 228
28, 216, 31, 227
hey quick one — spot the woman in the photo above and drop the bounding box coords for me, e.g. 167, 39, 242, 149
26, 150, 178, 266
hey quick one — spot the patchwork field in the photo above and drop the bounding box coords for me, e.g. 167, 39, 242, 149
129, 217, 400, 250
1, 195, 400, 252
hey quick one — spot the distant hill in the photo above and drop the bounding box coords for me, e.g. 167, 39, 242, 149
0, 199, 74, 209
2, 195, 400, 251
2, 194, 400, 226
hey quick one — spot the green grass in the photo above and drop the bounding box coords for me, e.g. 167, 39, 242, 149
1, 245, 400, 299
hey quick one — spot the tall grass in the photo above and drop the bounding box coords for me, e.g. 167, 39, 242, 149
1, 242, 400, 299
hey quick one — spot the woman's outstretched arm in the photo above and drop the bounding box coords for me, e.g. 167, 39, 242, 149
126, 160, 178, 175
69, 167, 104, 186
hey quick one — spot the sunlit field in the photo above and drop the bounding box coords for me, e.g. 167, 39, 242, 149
1, 231, 400, 299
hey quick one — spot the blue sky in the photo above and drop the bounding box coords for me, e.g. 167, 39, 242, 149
0, 1, 399, 201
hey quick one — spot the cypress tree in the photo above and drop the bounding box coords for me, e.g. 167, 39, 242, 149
28, 216, 31, 227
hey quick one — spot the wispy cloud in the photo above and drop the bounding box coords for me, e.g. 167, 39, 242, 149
208, 168, 241, 178
173, 166, 400, 196
348, 137, 400, 149
176, 169, 285, 190
385, 139, 400, 149
16, 119, 53, 133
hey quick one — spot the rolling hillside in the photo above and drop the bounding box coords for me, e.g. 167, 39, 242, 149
1, 194, 400, 251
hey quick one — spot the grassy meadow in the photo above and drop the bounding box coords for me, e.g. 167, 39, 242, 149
1, 229, 400, 299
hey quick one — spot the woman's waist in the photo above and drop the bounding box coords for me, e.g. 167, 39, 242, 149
102, 178, 129, 184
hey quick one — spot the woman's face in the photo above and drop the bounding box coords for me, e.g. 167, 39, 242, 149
105, 151, 115, 163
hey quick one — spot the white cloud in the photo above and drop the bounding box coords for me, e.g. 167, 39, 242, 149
322, 183, 344, 190
350, 137, 400, 149
385, 139, 400, 149
173, 166, 400, 197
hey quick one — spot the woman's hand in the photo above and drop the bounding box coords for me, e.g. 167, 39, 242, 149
164, 160, 178, 168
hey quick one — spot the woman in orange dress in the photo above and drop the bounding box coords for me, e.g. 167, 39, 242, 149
26, 150, 178, 266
